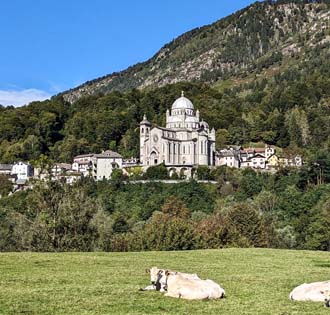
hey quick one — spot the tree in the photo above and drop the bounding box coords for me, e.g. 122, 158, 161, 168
306, 199, 330, 251
285, 107, 311, 147
27, 181, 66, 251
25, 182, 102, 251
253, 190, 277, 213
139, 210, 196, 251
238, 169, 263, 198
0, 175, 12, 197
111, 169, 128, 185
196, 165, 212, 180
225, 203, 270, 247
56, 190, 99, 251
144, 163, 169, 180
216, 129, 230, 149
161, 196, 190, 219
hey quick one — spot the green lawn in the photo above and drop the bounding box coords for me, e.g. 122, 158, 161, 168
1, 248, 330, 315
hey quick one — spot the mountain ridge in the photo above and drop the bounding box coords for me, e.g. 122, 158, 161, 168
61, 0, 330, 103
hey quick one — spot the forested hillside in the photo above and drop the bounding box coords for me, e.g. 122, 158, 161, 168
2, 167, 330, 252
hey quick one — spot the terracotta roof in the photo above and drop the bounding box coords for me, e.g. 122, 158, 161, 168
242, 147, 265, 153
254, 148, 266, 153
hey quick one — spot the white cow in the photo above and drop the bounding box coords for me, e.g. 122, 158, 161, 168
289, 281, 330, 306
141, 266, 200, 291
158, 270, 225, 300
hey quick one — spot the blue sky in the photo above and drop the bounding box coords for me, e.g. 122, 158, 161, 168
0, 0, 256, 106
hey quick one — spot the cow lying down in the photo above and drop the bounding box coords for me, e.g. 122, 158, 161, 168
289, 281, 330, 307
141, 266, 200, 291
141, 266, 225, 300
158, 270, 225, 300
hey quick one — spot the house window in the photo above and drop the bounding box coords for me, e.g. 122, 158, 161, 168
111, 162, 119, 169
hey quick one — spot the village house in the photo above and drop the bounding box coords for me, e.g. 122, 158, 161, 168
279, 155, 303, 168
72, 153, 94, 177
241, 153, 266, 169
50, 163, 82, 184
72, 151, 123, 181
215, 145, 302, 171
122, 157, 139, 168
11, 161, 34, 184
91, 150, 123, 181
215, 146, 241, 168
267, 154, 279, 170
0, 164, 13, 176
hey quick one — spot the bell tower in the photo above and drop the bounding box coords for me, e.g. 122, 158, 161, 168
140, 114, 151, 164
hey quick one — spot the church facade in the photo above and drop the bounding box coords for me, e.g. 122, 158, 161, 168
140, 92, 216, 177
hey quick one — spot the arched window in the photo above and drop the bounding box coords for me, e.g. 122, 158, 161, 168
111, 162, 119, 169
141, 128, 144, 133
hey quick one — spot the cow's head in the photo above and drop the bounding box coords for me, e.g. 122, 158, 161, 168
146, 267, 162, 288
320, 290, 330, 307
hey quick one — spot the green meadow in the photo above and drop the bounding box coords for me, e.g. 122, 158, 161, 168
1, 248, 330, 315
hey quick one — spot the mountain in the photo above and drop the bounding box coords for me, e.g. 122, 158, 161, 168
62, 0, 330, 103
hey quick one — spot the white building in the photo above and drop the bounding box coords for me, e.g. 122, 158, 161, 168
140, 92, 216, 177
51, 163, 72, 177
216, 147, 241, 168
0, 164, 13, 176
11, 161, 33, 181
72, 154, 94, 177
50, 163, 81, 184
241, 153, 266, 169
215, 144, 302, 171
92, 150, 123, 181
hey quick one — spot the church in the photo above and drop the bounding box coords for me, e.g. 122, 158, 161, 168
140, 92, 216, 178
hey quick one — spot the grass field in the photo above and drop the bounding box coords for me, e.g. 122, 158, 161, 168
1, 248, 330, 315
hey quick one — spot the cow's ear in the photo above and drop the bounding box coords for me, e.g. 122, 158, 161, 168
145, 268, 150, 274
165, 270, 170, 276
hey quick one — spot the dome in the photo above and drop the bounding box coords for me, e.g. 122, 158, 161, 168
171, 91, 194, 110
200, 120, 209, 130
